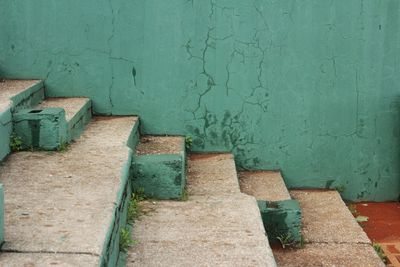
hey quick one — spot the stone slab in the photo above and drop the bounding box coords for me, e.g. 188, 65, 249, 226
273, 243, 385, 267
0, 252, 98, 267
290, 190, 371, 244
0, 117, 138, 260
239, 171, 291, 201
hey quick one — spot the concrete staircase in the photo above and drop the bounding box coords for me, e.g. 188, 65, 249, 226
0, 79, 384, 266
127, 154, 276, 266
238, 171, 384, 267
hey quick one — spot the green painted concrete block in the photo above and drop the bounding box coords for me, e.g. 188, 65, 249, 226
131, 154, 186, 200
0, 109, 12, 161
13, 108, 67, 150
258, 199, 302, 244
0, 184, 4, 246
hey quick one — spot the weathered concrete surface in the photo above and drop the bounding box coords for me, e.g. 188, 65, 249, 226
127, 154, 276, 267
239, 171, 291, 201
272, 190, 383, 266
0, 80, 43, 112
137, 135, 184, 155
37, 97, 91, 122
0, 253, 98, 267
291, 190, 371, 244
0, 116, 138, 265
187, 154, 241, 196
273, 243, 385, 267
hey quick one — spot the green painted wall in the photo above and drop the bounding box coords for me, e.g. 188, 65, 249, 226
1, 0, 400, 201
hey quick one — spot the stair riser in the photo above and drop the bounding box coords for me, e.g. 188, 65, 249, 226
258, 200, 302, 244
131, 153, 186, 200
68, 100, 92, 141
11, 86, 44, 113
13, 108, 67, 150
13, 102, 92, 150
0, 110, 12, 161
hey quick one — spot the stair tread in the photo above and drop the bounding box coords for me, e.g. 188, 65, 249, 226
187, 154, 241, 196
0, 116, 138, 261
272, 189, 384, 267
0, 252, 98, 266
36, 97, 90, 122
239, 171, 291, 201
0, 80, 42, 111
127, 154, 276, 267
273, 243, 385, 267
290, 190, 370, 244
136, 135, 184, 155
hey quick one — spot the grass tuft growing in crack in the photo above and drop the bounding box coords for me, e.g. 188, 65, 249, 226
10, 133, 23, 152
185, 135, 193, 150
373, 243, 387, 264
57, 140, 69, 152
127, 188, 146, 224
119, 227, 136, 252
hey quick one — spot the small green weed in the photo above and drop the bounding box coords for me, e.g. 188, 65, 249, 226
298, 234, 305, 249
334, 185, 346, 193
119, 227, 135, 252
276, 233, 297, 249
181, 187, 189, 201
185, 135, 193, 150
127, 188, 146, 223
347, 204, 359, 217
373, 243, 387, 263
57, 141, 69, 152
10, 133, 23, 152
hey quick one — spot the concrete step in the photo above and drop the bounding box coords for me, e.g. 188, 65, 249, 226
0, 80, 44, 113
239, 171, 291, 201
132, 135, 186, 199
0, 80, 44, 160
13, 97, 92, 150
0, 116, 139, 266
187, 153, 241, 196
273, 190, 384, 267
127, 153, 276, 267
239, 171, 302, 243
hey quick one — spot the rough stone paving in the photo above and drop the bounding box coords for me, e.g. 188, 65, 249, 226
0, 116, 137, 265
127, 154, 277, 267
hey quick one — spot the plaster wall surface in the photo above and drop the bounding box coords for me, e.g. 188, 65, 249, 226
1, 0, 400, 200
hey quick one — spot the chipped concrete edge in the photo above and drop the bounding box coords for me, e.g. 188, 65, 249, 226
99, 118, 140, 267
10, 80, 44, 112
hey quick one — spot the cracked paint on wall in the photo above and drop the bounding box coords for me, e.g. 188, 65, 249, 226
1, 0, 400, 201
